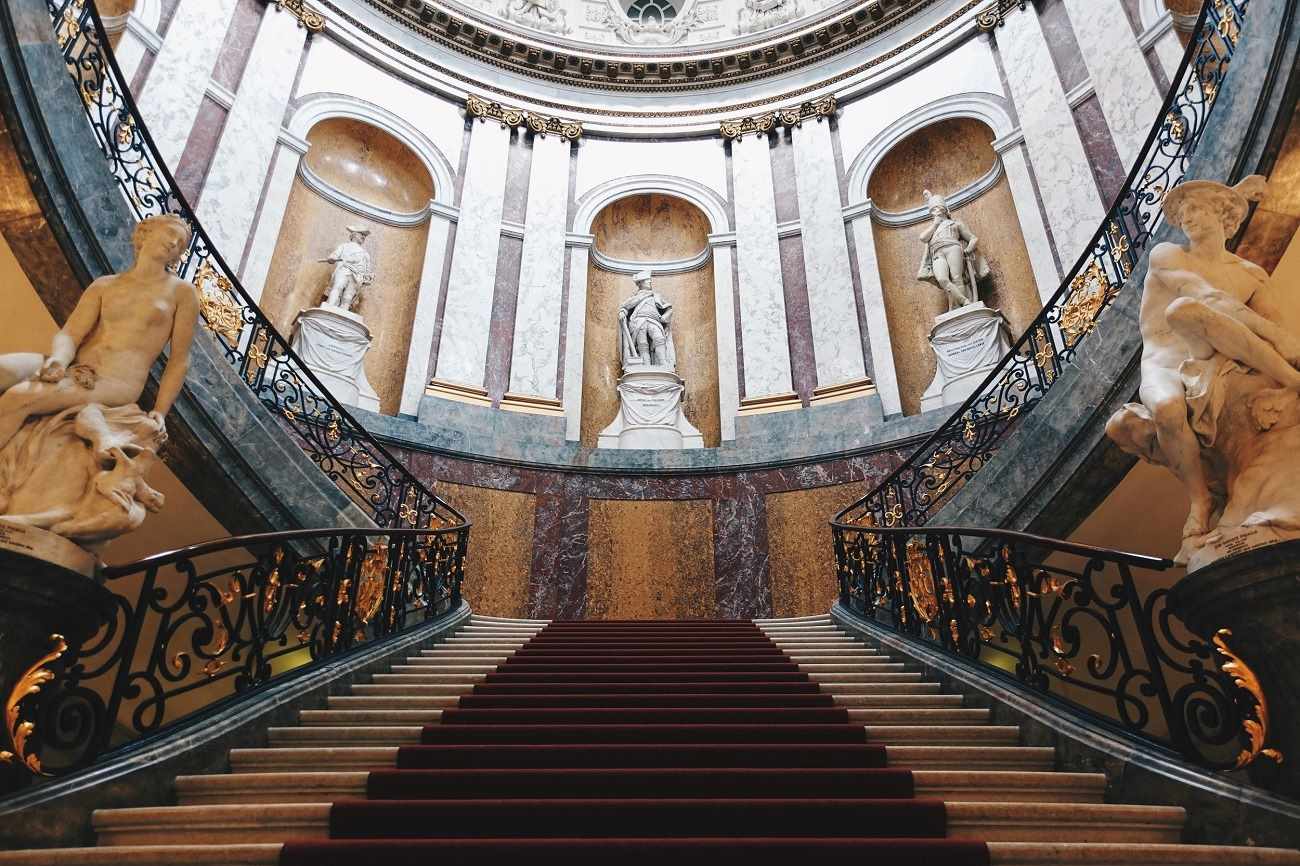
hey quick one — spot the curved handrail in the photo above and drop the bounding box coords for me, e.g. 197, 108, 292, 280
830, 520, 1277, 773
836, 0, 1248, 530
3, 523, 467, 792
45, 0, 464, 532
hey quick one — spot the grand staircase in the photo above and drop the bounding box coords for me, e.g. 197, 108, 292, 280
2, 614, 1298, 865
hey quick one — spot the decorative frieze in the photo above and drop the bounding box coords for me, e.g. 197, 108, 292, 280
465, 94, 583, 140
269, 0, 326, 32
974, 0, 1026, 31
719, 95, 835, 139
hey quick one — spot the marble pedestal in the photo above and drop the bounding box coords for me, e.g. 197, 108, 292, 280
0, 524, 115, 790
920, 302, 1012, 413
290, 306, 379, 412
1168, 540, 1300, 793
597, 366, 704, 450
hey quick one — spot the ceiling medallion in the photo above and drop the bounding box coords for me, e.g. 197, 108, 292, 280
466, 94, 584, 139
719, 93, 835, 138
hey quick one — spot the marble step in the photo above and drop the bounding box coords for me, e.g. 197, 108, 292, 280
397, 658, 509, 666
5, 843, 1300, 866
350, 683, 475, 696
174, 769, 1107, 806
846, 708, 988, 724
468, 615, 551, 625
794, 663, 912, 673
388, 664, 502, 674
327, 695, 462, 709
808, 672, 927, 682
820, 682, 943, 694
832, 694, 965, 708
782, 650, 888, 659
88, 802, 1185, 846
299, 709, 443, 725
753, 614, 833, 624
371, 673, 488, 684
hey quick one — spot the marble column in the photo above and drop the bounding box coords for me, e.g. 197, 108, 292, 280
197, 5, 308, 268
400, 208, 456, 416
135, 0, 240, 170
562, 237, 592, 441
994, 132, 1061, 304
847, 206, 901, 417
508, 133, 572, 398
730, 134, 794, 398
710, 237, 740, 441
791, 120, 865, 387
1064, 0, 1164, 168
434, 119, 511, 388
238, 134, 308, 303
997, 4, 1106, 265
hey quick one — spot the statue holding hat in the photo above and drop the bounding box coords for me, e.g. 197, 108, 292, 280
917, 188, 990, 311
1106, 174, 1300, 568
617, 269, 676, 369
319, 225, 374, 313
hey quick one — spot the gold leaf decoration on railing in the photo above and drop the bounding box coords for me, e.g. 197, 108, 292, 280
0, 634, 67, 776
355, 544, 389, 624
1212, 628, 1284, 769
194, 261, 245, 344
1059, 259, 1113, 347
905, 539, 938, 624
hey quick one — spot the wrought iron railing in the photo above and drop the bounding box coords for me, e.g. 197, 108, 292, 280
2, 526, 467, 791
830, 523, 1280, 771
45, 0, 462, 532
836, 0, 1248, 530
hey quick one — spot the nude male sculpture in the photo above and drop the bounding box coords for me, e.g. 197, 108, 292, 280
0, 213, 199, 452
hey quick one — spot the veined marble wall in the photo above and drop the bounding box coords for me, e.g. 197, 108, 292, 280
580, 194, 722, 447
258, 119, 432, 414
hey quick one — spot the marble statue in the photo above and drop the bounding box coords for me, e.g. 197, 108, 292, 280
0, 213, 197, 551
618, 270, 677, 368
501, 0, 569, 34
1106, 174, 1300, 569
918, 189, 990, 311
319, 225, 374, 312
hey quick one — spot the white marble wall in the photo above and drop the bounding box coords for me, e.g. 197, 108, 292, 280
730, 134, 793, 398
1064, 0, 1163, 168
135, 0, 239, 169
995, 134, 1061, 303
791, 120, 865, 387
509, 134, 573, 398
998, 5, 1105, 265
563, 241, 592, 440
435, 120, 512, 388
400, 214, 454, 415
198, 7, 308, 267
848, 211, 901, 416
710, 240, 740, 439
575, 137, 728, 203
239, 138, 307, 302
111, 9, 162, 83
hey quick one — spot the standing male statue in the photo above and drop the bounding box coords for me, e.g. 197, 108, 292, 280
618, 269, 676, 368
918, 188, 990, 311
319, 225, 374, 312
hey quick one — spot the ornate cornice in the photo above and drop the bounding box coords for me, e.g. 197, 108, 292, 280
720, 94, 835, 139
269, 0, 327, 31
974, 0, 1026, 31
465, 94, 583, 139
360, 0, 944, 92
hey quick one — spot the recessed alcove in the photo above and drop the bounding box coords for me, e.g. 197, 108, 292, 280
580, 193, 722, 448
867, 117, 1042, 415
258, 117, 433, 415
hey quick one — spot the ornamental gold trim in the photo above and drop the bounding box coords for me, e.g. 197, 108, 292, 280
0, 634, 67, 776
975, 0, 1026, 31
721, 95, 835, 139
1212, 628, 1284, 769
466, 95, 582, 140
274, 0, 326, 32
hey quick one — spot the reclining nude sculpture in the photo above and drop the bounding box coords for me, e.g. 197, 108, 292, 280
1107, 175, 1300, 568
0, 214, 198, 552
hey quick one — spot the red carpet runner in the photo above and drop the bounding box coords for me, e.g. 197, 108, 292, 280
280, 619, 990, 865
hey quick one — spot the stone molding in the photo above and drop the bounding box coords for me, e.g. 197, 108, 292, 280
297, 160, 434, 227
465, 94, 584, 139
869, 158, 1005, 227
590, 244, 712, 274
1064, 77, 1096, 109
571, 173, 731, 234
718, 94, 835, 139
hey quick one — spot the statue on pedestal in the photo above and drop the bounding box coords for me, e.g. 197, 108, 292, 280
917, 189, 990, 311
618, 270, 676, 368
1105, 174, 1300, 569
0, 214, 198, 552
319, 225, 373, 312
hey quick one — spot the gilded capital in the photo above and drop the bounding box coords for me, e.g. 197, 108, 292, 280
465, 95, 582, 140
268, 0, 326, 32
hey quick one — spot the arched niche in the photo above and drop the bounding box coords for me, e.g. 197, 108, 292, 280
579, 193, 721, 447
867, 117, 1041, 415
258, 117, 434, 415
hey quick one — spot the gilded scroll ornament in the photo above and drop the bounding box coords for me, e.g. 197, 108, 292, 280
720, 98, 835, 140
905, 539, 938, 624
974, 0, 1026, 31
1212, 628, 1283, 769
466, 95, 583, 140
273, 0, 326, 32
1, 634, 67, 776
195, 261, 246, 345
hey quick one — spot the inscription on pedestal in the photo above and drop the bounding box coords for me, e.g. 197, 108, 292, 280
0, 522, 95, 576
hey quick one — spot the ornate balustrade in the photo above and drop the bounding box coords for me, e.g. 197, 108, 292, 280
836, 0, 1248, 531
2, 526, 466, 791
830, 521, 1280, 772
45, 0, 463, 533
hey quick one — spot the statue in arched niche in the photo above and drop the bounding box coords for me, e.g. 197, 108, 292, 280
618, 269, 676, 369
917, 188, 990, 311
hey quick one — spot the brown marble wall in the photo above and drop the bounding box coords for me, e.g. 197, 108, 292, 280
868, 119, 1041, 415
211, 0, 264, 93
1239, 106, 1300, 275
436, 481, 535, 618
586, 499, 717, 619
258, 119, 433, 414
766, 481, 867, 617
580, 194, 721, 446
